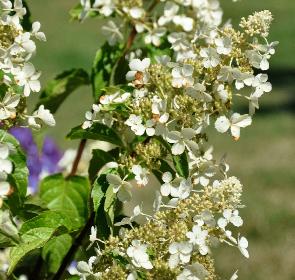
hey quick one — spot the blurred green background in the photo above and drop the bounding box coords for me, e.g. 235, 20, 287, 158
27, 0, 295, 279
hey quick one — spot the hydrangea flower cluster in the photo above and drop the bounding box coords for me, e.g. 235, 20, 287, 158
0, 0, 54, 128
75, 0, 277, 279
0, 0, 55, 203
0, 0, 277, 279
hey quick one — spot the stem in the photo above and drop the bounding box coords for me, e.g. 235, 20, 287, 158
68, 139, 87, 178
52, 212, 95, 280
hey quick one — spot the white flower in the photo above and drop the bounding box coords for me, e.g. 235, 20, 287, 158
0, 143, 10, 160
247, 93, 260, 115
235, 72, 254, 90
132, 165, 149, 186
0, 158, 13, 175
166, 128, 198, 155
125, 115, 155, 136
217, 209, 243, 229
129, 7, 145, 19
186, 83, 212, 102
172, 65, 194, 88
13, 63, 41, 96
215, 113, 252, 140
89, 226, 98, 243
30, 105, 56, 128
177, 263, 209, 280
215, 37, 232, 55
173, 15, 194, 32
152, 99, 169, 124
168, 32, 196, 61
217, 66, 241, 83
0, 180, 11, 206
86, 226, 99, 249
115, 205, 142, 227
186, 225, 209, 255
251, 74, 272, 98
93, 0, 115, 17
144, 25, 166, 46
13, 0, 26, 18
100, 91, 130, 105
126, 58, 150, 84
125, 114, 145, 135
168, 242, 193, 269
11, 32, 36, 54
76, 256, 101, 278
82, 104, 101, 129
200, 47, 220, 68
160, 172, 174, 196
158, 2, 179, 26
246, 50, 270, 71
106, 173, 132, 202
80, 0, 91, 20
31, 21, 46, 41
215, 84, 229, 103
101, 20, 124, 46
127, 240, 153, 270
0, 92, 20, 120
237, 236, 249, 258
192, 161, 215, 187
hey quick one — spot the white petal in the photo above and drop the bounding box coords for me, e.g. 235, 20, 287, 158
215, 116, 230, 133
160, 183, 171, 196
0, 159, 13, 174
182, 128, 195, 140
230, 125, 240, 139
0, 144, 9, 159
233, 114, 252, 128
172, 142, 185, 155
162, 172, 172, 183
0, 181, 10, 196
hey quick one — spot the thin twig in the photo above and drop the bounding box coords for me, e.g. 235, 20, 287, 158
68, 139, 87, 178
52, 212, 95, 280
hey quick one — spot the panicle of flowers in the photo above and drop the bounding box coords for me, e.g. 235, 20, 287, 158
75, 0, 277, 279
0, 0, 55, 130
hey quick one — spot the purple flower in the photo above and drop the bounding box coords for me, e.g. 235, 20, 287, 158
10, 127, 63, 193
41, 137, 63, 174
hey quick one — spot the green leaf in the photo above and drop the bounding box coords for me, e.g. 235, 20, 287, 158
69, 3, 83, 20
0, 233, 15, 247
92, 175, 109, 213
20, 211, 73, 234
88, 149, 116, 182
67, 123, 123, 147
0, 131, 28, 205
92, 175, 113, 239
91, 43, 125, 100
8, 227, 56, 275
104, 185, 116, 233
173, 152, 189, 178
36, 69, 90, 113
40, 174, 90, 229
42, 234, 72, 273
155, 137, 189, 179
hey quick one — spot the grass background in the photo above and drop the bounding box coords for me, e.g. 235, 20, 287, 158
26, 0, 295, 279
